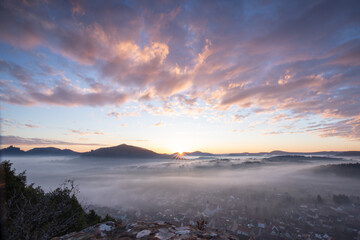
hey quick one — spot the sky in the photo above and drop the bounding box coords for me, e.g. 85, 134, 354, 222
0, 0, 359, 154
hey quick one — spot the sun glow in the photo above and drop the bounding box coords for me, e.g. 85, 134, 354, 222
172, 144, 189, 155
173, 151, 186, 160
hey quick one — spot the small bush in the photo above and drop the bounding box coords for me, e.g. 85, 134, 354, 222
196, 216, 208, 231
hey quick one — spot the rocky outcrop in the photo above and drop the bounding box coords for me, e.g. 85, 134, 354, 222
52, 221, 240, 240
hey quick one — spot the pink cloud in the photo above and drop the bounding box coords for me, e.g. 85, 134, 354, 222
70, 129, 104, 136
24, 124, 41, 128
107, 111, 140, 118
1, 135, 104, 146
0, 0, 359, 141
232, 114, 249, 123
153, 121, 163, 127
26, 85, 129, 107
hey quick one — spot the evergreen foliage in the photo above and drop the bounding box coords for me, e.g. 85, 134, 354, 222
1, 161, 115, 240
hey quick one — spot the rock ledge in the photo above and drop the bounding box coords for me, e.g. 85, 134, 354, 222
52, 220, 239, 239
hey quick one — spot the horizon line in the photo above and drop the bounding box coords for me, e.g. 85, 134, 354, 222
1, 144, 358, 155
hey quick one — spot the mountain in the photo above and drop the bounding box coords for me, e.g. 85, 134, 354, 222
26, 147, 79, 156
0, 144, 356, 158
309, 151, 340, 155
0, 145, 26, 155
336, 151, 360, 156
269, 150, 339, 156
220, 151, 339, 157
183, 151, 215, 156
264, 155, 341, 162
0, 144, 166, 158
269, 150, 290, 155
0, 146, 78, 156
226, 152, 267, 156
312, 163, 360, 178
82, 144, 166, 158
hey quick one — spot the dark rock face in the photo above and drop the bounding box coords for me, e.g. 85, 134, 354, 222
52, 221, 239, 240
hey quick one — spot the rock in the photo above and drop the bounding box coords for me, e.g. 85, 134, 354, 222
52, 220, 239, 240
99, 223, 115, 232
175, 226, 191, 235
51, 221, 117, 240
136, 229, 151, 238
155, 230, 175, 240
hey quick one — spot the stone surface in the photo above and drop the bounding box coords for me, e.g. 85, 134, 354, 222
52, 220, 240, 240
136, 229, 151, 238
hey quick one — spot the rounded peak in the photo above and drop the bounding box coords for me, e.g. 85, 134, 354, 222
114, 144, 128, 147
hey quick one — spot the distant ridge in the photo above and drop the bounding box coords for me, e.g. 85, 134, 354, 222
0, 145, 79, 156
0, 146, 26, 155
183, 151, 215, 156
264, 155, 341, 162
26, 147, 79, 156
336, 151, 360, 156
81, 144, 167, 158
0, 145, 359, 158
225, 152, 267, 156
313, 163, 360, 178
268, 150, 340, 156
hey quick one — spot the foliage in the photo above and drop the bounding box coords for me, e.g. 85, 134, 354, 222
1, 161, 115, 240
101, 213, 119, 223
316, 195, 323, 204
281, 193, 294, 206
86, 209, 102, 226
332, 194, 350, 205
196, 216, 208, 231
315, 163, 360, 178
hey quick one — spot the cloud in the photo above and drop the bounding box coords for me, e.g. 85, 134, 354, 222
0, 60, 35, 85
24, 124, 41, 128
101, 41, 191, 96
153, 121, 163, 127
30, 85, 129, 106
1, 118, 41, 129
71, 1, 85, 17
69, 129, 104, 136
0, 0, 359, 140
1, 135, 104, 146
232, 129, 245, 133
121, 139, 149, 142
0, 81, 129, 106
0, 0, 121, 65
107, 111, 140, 118
233, 113, 249, 123
304, 118, 360, 140
221, 76, 320, 106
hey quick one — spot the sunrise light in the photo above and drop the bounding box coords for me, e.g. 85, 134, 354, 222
1, 1, 360, 239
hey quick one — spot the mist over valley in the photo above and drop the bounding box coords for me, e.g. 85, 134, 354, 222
2, 144, 360, 239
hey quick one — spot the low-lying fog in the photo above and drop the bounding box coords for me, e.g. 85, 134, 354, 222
4, 155, 360, 211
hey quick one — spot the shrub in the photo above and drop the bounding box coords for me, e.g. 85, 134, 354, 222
332, 194, 350, 205
196, 216, 208, 231
1, 161, 107, 240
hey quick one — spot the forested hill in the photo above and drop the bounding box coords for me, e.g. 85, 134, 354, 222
312, 163, 360, 178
